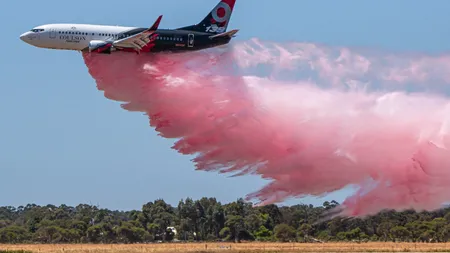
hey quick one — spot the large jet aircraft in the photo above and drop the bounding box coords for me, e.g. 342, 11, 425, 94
19, 0, 238, 54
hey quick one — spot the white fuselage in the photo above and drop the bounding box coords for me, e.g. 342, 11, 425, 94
20, 24, 142, 51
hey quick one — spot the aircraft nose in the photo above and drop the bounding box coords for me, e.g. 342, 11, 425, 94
20, 32, 28, 42
20, 31, 35, 43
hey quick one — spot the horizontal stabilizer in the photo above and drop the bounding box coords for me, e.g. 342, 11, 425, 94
209, 29, 239, 39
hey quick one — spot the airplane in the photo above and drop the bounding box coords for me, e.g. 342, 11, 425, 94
19, 0, 238, 54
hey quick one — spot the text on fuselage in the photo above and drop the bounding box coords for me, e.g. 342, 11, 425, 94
60, 35, 86, 43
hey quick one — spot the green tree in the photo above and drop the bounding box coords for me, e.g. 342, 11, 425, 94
390, 226, 411, 242
2, 199, 450, 244
274, 224, 296, 242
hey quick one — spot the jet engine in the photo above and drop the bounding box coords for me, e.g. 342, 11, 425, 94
88, 40, 116, 54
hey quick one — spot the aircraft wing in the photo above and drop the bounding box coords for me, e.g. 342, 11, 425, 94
209, 29, 239, 39
113, 15, 162, 51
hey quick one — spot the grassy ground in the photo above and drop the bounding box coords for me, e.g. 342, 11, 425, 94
0, 251, 33, 253
3, 242, 450, 253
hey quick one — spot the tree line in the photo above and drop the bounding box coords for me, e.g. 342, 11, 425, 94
0, 198, 449, 244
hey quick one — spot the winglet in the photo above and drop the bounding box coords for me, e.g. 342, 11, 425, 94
209, 29, 239, 39
149, 15, 163, 31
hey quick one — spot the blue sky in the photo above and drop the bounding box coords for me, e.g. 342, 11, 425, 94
3, 0, 450, 211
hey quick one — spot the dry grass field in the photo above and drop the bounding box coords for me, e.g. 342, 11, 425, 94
3, 242, 450, 253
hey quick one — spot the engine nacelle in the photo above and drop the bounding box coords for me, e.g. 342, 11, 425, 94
88, 40, 115, 54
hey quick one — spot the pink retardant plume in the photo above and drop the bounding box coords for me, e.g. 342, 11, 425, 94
82, 39, 450, 219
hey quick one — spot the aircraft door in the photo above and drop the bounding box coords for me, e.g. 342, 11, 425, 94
49, 29, 56, 39
188, 34, 194, 47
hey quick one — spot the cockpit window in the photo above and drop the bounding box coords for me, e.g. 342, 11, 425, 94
30, 29, 44, 32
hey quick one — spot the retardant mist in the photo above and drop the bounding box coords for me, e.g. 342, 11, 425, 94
82, 38, 450, 219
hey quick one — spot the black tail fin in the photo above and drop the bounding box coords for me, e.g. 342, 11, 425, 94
177, 0, 236, 34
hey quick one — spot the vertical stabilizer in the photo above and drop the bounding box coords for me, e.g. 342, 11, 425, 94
177, 0, 236, 34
